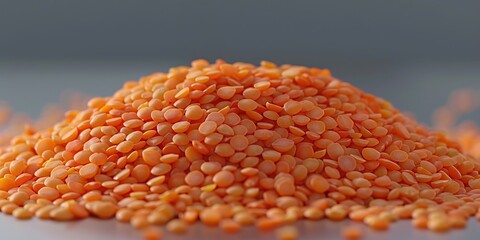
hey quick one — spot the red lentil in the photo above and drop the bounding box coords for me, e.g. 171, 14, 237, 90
12, 207, 34, 220
142, 227, 163, 240
341, 225, 362, 240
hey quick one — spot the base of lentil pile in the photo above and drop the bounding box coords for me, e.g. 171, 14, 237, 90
1, 59, 480, 239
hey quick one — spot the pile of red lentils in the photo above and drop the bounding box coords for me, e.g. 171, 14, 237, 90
1, 60, 480, 240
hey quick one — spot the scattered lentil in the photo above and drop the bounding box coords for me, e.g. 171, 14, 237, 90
341, 225, 362, 240
276, 226, 299, 240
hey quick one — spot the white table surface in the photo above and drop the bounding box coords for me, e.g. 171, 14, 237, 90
1, 213, 480, 240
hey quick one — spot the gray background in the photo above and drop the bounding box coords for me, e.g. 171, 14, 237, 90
1, 1, 480, 61
1, 0, 480, 124
1, 1, 480, 239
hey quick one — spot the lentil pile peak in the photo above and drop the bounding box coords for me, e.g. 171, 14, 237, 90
1, 60, 480, 238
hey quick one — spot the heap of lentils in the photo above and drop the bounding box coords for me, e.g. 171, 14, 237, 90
1, 59, 480, 239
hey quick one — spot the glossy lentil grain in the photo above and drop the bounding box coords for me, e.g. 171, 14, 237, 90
185, 170, 205, 187
38, 187, 60, 201
338, 155, 357, 172
200, 209, 222, 226
362, 148, 380, 161
238, 99, 257, 112
198, 121, 217, 135
79, 163, 99, 179
213, 171, 235, 188
50, 207, 75, 221
217, 87, 236, 100
12, 207, 34, 220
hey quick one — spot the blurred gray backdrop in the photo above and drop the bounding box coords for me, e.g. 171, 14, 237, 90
1, 1, 480, 239
1, 0, 480, 125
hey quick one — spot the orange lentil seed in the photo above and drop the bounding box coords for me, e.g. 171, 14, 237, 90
12, 207, 34, 220
142, 227, 163, 240
341, 225, 362, 240
166, 219, 188, 234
